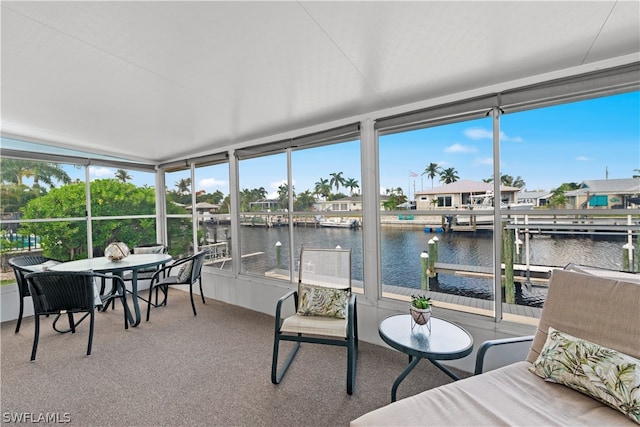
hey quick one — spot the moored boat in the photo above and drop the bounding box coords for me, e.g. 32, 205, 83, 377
318, 217, 360, 228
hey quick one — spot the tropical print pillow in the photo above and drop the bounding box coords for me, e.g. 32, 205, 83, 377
297, 283, 349, 319
529, 327, 640, 424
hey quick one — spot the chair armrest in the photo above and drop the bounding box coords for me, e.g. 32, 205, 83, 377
347, 293, 357, 332
474, 335, 535, 375
275, 290, 297, 325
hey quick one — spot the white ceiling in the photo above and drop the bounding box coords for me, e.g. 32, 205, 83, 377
2, 1, 639, 164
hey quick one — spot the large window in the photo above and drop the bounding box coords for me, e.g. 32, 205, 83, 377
164, 168, 194, 258
1, 158, 85, 260
379, 116, 497, 314
237, 152, 290, 278
235, 124, 362, 284
292, 141, 363, 290
0, 152, 158, 262
194, 161, 230, 268
89, 166, 157, 256
163, 159, 230, 261
376, 89, 639, 320
500, 91, 640, 275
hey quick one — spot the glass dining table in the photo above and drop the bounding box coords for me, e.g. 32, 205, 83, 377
50, 253, 172, 327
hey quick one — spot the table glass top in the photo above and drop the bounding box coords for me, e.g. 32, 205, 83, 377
379, 314, 473, 358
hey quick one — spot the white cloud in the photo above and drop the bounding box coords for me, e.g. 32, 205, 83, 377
464, 128, 492, 140
464, 127, 523, 142
266, 179, 288, 199
445, 143, 477, 154
199, 178, 227, 190
89, 166, 113, 178
474, 157, 493, 166
576, 156, 590, 161
501, 132, 523, 142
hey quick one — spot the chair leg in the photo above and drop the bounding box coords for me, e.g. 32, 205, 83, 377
347, 337, 356, 395
86, 309, 95, 356
189, 284, 197, 316
146, 283, 168, 321
15, 295, 25, 333
30, 314, 40, 361
271, 333, 301, 385
68, 313, 76, 333
199, 277, 205, 304
117, 282, 130, 330
347, 305, 358, 394
146, 284, 154, 321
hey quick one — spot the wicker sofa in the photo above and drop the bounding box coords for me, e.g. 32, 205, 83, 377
352, 269, 640, 426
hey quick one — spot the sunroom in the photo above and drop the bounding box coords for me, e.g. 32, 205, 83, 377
1, 1, 639, 424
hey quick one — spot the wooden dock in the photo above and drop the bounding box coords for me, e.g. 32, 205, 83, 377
434, 262, 554, 285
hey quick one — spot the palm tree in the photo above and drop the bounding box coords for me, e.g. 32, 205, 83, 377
314, 178, 331, 200
250, 187, 267, 202
277, 183, 292, 209
115, 169, 132, 183
344, 178, 359, 196
1, 159, 71, 188
385, 187, 404, 196
499, 174, 525, 188
329, 172, 345, 193
439, 167, 459, 184
511, 176, 526, 188
422, 163, 441, 188
175, 178, 191, 195
549, 187, 568, 208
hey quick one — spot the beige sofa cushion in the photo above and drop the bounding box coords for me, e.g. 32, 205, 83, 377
527, 270, 640, 363
351, 362, 635, 426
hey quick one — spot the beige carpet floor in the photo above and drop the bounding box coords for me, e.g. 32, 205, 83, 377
1, 289, 468, 426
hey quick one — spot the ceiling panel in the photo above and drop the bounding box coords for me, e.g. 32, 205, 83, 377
1, 1, 638, 163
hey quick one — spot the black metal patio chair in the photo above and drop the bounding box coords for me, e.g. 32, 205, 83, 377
25, 270, 130, 361
145, 251, 208, 321
8, 254, 61, 333
271, 247, 358, 394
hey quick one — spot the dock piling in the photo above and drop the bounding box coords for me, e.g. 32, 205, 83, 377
275, 241, 282, 270
428, 239, 437, 278
622, 242, 634, 272
502, 222, 515, 304
420, 251, 429, 291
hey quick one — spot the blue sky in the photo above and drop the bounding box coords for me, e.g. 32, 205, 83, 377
64, 91, 638, 199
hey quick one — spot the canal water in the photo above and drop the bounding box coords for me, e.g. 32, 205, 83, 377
238, 226, 628, 307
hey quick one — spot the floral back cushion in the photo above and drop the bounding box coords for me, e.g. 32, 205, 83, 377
297, 283, 350, 319
529, 327, 640, 424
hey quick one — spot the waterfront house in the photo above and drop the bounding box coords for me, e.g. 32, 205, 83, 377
517, 190, 551, 207
414, 180, 521, 210
314, 195, 390, 212
566, 178, 640, 209
1, 3, 639, 423
249, 199, 281, 211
